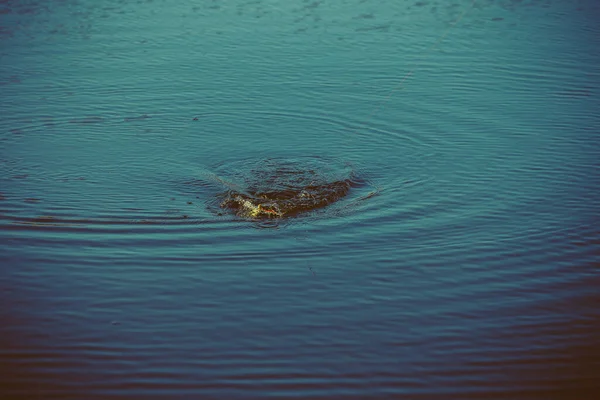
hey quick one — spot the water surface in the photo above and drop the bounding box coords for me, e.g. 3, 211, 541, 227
1, 0, 599, 398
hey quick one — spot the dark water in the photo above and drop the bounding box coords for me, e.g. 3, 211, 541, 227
1, 0, 599, 398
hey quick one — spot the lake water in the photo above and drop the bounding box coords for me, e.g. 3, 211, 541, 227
1, 0, 599, 398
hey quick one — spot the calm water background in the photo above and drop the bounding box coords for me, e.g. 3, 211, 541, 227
1, 0, 599, 398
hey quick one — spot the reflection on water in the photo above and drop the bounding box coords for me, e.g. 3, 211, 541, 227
1, 0, 599, 398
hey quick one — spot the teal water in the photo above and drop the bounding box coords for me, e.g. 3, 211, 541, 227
1, 0, 599, 398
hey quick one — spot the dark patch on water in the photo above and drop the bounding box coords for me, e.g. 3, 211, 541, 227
302, 1, 321, 11
354, 13, 375, 20
355, 23, 391, 33
221, 180, 353, 219
69, 116, 104, 124
554, 87, 593, 98
196, 157, 375, 222
123, 114, 150, 122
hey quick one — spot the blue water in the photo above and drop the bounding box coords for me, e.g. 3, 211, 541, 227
1, 0, 599, 398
